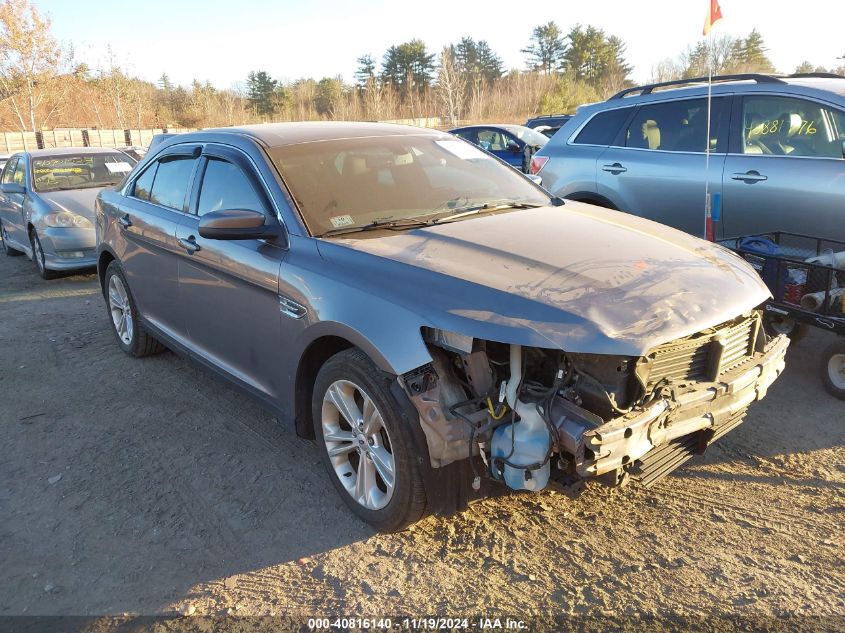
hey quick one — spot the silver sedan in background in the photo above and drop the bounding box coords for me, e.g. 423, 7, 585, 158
0, 147, 136, 279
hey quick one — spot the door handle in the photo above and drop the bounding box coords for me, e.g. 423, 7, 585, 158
177, 236, 201, 254
118, 214, 132, 229
731, 171, 767, 183
601, 162, 627, 174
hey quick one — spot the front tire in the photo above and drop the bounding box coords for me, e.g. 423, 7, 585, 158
103, 261, 164, 357
1, 221, 23, 256
312, 348, 426, 532
821, 340, 845, 401
30, 229, 58, 279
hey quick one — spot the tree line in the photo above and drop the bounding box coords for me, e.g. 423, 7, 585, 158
0, 0, 841, 133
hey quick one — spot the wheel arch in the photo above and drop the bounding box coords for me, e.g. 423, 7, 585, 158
97, 247, 117, 294
565, 192, 618, 209
293, 335, 356, 439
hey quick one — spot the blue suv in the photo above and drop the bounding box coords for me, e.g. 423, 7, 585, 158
532, 74, 845, 240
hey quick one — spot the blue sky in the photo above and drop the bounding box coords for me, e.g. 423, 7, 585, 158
38, 0, 845, 88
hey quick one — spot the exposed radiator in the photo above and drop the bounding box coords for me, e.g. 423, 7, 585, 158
646, 314, 758, 388
632, 409, 748, 487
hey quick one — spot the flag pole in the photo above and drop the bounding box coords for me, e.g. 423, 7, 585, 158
704, 25, 713, 241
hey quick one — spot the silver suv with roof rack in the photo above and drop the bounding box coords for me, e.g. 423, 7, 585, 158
531, 73, 845, 240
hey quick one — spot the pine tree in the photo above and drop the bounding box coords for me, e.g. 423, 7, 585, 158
522, 22, 566, 74
246, 70, 278, 116
355, 54, 376, 88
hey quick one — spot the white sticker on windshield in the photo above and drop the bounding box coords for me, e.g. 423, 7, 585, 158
435, 140, 493, 161
105, 161, 133, 173
330, 214, 354, 228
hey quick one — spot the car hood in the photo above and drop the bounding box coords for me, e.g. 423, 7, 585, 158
38, 188, 103, 221
317, 202, 770, 356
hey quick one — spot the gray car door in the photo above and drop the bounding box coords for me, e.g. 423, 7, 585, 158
0, 157, 25, 246
595, 96, 730, 237
3, 155, 29, 251
721, 94, 845, 241
174, 145, 287, 402
117, 146, 201, 341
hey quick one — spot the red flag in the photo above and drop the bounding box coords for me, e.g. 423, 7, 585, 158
703, 0, 723, 35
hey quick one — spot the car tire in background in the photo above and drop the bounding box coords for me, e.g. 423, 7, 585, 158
29, 229, 58, 279
312, 347, 427, 532
103, 260, 165, 357
763, 314, 809, 343
1, 221, 23, 256
820, 339, 845, 401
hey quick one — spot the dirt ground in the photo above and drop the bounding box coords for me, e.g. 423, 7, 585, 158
1, 250, 844, 627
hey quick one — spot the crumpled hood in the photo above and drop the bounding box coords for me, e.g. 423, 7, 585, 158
38, 188, 103, 221
319, 202, 770, 356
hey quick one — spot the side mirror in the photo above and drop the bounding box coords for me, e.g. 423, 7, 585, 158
507, 143, 521, 153
0, 182, 25, 195
198, 209, 279, 240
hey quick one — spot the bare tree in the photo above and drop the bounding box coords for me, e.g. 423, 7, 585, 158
436, 46, 465, 126
97, 49, 134, 128
0, 0, 65, 131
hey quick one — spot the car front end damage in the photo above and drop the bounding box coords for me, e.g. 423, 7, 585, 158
398, 311, 788, 503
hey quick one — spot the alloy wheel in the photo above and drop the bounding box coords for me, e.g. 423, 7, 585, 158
32, 233, 44, 272
108, 274, 134, 345
321, 379, 395, 510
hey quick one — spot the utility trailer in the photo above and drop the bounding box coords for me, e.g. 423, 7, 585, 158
723, 231, 845, 399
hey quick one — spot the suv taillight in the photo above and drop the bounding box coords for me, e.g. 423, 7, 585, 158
529, 155, 549, 175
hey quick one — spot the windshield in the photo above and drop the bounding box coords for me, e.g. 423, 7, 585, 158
506, 126, 549, 147
32, 153, 136, 192
268, 134, 550, 236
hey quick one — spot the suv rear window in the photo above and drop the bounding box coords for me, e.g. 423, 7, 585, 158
573, 108, 633, 146
624, 98, 727, 152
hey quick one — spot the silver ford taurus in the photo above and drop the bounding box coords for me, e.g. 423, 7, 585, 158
95, 122, 788, 531
0, 147, 135, 278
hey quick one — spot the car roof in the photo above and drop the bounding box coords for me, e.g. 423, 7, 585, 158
22, 147, 130, 158
601, 76, 845, 108
189, 121, 447, 148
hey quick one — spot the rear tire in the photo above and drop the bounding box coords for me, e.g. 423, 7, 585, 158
1, 221, 23, 256
103, 260, 165, 357
821, 340, 845, 401
30, 229, 58, 279
312, 348, 427, 532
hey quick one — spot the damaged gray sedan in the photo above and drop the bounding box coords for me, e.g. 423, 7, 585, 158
96, 122, 788, 531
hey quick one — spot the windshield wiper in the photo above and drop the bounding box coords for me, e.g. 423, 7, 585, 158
435, 200, 544, 223
317, 216, 435, 238
317, 200, 548, 238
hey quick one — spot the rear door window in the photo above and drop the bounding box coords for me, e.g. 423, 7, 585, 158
573, 107, 633, 146
740, 95, 845, 158
624, 98, 727, 152
147, 157, 197, 211
196, 158, 265, 217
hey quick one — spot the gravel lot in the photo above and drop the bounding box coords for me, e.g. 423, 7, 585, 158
1, 250, 843, 626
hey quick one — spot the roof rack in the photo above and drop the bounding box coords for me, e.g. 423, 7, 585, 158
788, 72, 845, 79
527, 113, 571, 120
608, 73, 785, 100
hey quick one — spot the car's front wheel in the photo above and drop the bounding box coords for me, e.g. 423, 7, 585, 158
103, 260, 164, 357
1, 221, 23, 256
30, 229, 58, 279
313, 348, 426, 532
